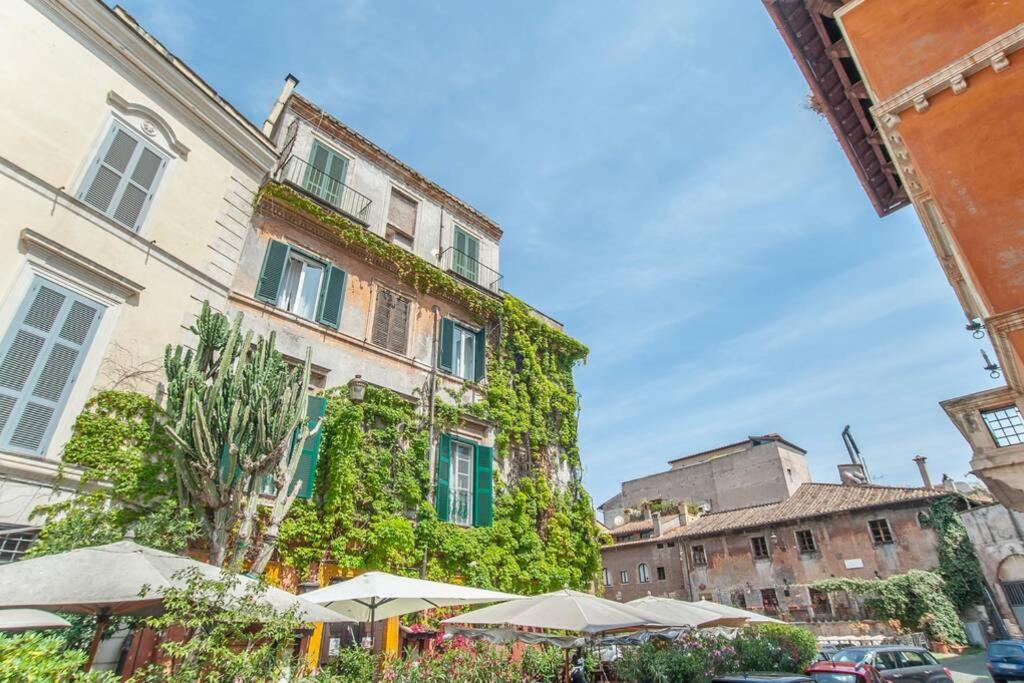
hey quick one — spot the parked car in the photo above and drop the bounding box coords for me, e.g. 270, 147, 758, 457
830, 646, 953, 683
806, 660, 884, 683
988, 639, 1024, 682
712, 675, 813, 683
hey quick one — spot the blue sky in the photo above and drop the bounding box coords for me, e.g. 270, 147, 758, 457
119, 0, 1001, 507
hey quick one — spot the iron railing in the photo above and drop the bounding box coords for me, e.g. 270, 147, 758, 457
276, 154, 373, 224
440, 247, 502, 294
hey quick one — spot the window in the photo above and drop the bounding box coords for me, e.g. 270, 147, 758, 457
79, 122, 167, 231
983, 406, 1024, 447
255, 241, 347, 328
440, 319, 485, 382
691, 545, 708, 567
303, 140, 349, 207
602, 568, 611, 587
796, 529, 817, 554
869, 519, 894, 545
751, 536, 770, 559
761, 588, 779, 614
0, 277, 104, 456
809, 588, 830, 613
873, 652, 899, 671
371, 287, 411, 354
638, 563, 650, 583
896, 650, 934, 667
452, 226, 480, 283
619, 570, 629, 584
386, 188, 417, 247
0, 525, 38, 563
666, 541, 675, 547
731, 591, 747, 609
450, 439, 474, 526
656, 543, 664, 549
434, 434, 493, 528
656, 566, 666, 581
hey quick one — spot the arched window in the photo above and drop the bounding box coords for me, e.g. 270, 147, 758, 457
638, 562, 650, 584
602, 568, 611, 587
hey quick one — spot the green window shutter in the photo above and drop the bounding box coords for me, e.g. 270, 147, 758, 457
473, 445, 494, 527
438, 318, 454, 373
316, 265, 347, 329
292, 395, 327, 500
435, 434, 452, 522
473, 327, 486, 382
255, 240, 290, 304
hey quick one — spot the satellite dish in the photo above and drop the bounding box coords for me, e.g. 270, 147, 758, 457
613, 515, 625, 527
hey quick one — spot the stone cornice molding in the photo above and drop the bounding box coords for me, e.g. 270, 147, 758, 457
870, 22, 1024, 120
20, 228, 145, 301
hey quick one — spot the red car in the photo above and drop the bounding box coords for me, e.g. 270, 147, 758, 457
805, 660, 887, 683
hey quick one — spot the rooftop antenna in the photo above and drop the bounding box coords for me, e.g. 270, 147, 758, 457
841, 425, 871, 483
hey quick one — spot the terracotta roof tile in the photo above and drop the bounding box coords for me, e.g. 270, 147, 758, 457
602, 483, 946, 549
608, 519, 654, 537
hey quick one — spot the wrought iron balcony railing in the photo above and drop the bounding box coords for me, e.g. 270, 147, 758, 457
440, 247, 502, 294
276, 154, 373, 224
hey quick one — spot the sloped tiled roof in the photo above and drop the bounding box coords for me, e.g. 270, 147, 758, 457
608, 519, 654, 537
603, 483, 946, 549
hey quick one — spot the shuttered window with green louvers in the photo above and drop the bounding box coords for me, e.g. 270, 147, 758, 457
254, 240, 346, 330
79, 122, 167, 232
371, 287, 411, 354
438, 317, 486, 382
434, 433, 493, 528
0, 277, 104, 456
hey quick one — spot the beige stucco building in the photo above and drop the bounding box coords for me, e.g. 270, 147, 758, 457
0, 0, 276, 551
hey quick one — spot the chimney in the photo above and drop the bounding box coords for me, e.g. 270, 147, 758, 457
262, 74, 300, 137
913, 455, 933, 489
652, 512, 662, 537
641, 503, 652, 521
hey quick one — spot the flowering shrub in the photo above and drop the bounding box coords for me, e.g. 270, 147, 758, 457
382, 637, 522, 682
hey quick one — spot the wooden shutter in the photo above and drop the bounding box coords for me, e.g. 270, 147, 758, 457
387, 189, 417, 237
371, 288, 410, 354
0, 278, 102, 455
435, 434, 452, 522
316, 265, 347, 329
79, 123, 166, 231
473, 327, 486, 382
473, 444, 494, 527
304, 141, 347, 205
439, 318, 454, 373
292, 395, 327, 500
255, 240, 290, 304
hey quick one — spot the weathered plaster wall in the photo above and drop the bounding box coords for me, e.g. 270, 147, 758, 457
601, 539, 687, 603
839, 0, 1022, 101
616, 442, 810, 516
961, 504, 1024, 635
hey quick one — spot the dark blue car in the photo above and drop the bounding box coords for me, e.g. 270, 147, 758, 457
989, 640, 1024, 683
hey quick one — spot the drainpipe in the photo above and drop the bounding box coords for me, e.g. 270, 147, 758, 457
263, 74, 299, 138
437, 208, 446, 266
421, 305, 442, 578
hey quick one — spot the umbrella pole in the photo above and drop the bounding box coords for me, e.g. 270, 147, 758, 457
564, 647, 570, 683
85, 611, 111, 671
369, 602, 376, 651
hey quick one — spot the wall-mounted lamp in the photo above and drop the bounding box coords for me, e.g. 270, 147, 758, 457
770, 532, 787, 551
982, 350, 1001, 379
348, 374, 367, 403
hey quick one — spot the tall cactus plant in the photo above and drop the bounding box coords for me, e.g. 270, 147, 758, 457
163, 302, 318, 571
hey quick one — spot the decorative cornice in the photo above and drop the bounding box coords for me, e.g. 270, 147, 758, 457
20, 228, 145, 300
107, 91, 190, 159
870, 22, 1024, 119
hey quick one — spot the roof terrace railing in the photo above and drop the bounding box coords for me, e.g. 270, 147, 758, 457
276, 154, 373, 224
440, 246, 502, 294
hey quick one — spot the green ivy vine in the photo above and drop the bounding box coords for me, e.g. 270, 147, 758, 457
926, 497, 985, 612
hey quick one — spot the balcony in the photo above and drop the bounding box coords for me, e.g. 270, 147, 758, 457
440, 246, 502, 294
276, 154, 373, 225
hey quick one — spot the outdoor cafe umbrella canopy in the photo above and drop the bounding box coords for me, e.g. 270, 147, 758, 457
692, 599, 785, 624
0, 540, 345, 623
300, 570, 523, 623
627, 595, 749, 628
0, 609, 71, 632
442, 588, 677, 635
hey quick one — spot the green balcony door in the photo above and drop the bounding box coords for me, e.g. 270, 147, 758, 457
303, 140, 348, 207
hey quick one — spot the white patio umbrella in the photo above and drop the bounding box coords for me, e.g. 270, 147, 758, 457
627, 595, 748, 628
301, 571, 521, 644
0, 540, 349, 667
0, 608, 71, 632
692, 599, 785, 624
442, 588, 674, 635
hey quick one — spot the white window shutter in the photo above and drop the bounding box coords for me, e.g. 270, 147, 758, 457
80, 123, 167, 231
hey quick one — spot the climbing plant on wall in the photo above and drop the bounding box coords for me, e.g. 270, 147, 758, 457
926, 496, 985, 612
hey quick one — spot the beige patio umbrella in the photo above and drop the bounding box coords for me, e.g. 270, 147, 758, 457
302, 571, 521, 646
627, 595, 748, 627
443, 588, 675, 635
0, 540, 348, 668
0, 609, 71, 632
692, 599, 785, 624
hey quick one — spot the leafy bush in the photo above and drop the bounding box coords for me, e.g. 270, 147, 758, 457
0, 631, 119, 683
322, 646, 378, 683
735, 623, 818, 673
